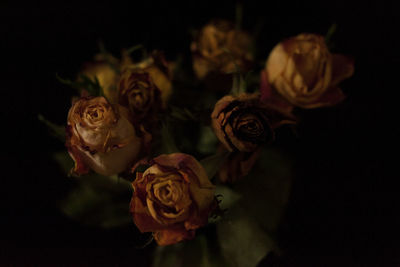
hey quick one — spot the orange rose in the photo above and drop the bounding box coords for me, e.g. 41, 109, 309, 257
66, 96, 142, 176
211, 93, 293, 152
264, 33, 354, 109
191, 19, 253, 80
130, 153, 216, 246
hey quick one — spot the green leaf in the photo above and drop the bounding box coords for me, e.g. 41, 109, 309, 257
325, 23, 337, 50
161, 121, 180, 154
56, 73, 104, 97
60, 172, 132, 228
53, 151, 74, 174
169, 105, 197, 121
38, 114, 66, 142
216, 148, 292, 267
217, 207, 276, 267
200, 151, 230, 180
152, 234, 228, 267
235, 1, 243, 30
196, 126, 218, 155
125, 44, 145, 58
53, 151, 132, 228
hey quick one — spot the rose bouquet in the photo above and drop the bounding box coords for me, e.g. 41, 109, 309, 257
40, 15, 353, 267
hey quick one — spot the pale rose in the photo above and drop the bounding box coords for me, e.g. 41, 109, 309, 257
130, 153, 216, 246
211, 93, 293, 152
264, 33, 354, 108
191, 19, 253, 80
66, 96, 142, 176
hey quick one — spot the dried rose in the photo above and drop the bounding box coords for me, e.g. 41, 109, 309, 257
121, 51, 173, 108
118, 69, 162, 127
130, 153, 216, 246
191, 19, 253, 80
66, 96, 142, 176
264, 33, 354, 109
81, 54, 120, 103
211, 93, 293, 152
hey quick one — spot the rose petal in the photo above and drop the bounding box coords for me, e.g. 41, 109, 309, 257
153, 227, 195, 246
152, 154, 215, 213
130, 194, 165, 232
331, 54, 355, 87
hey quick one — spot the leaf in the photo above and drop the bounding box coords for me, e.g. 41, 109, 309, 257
152, 233, 228, 267
325, 23, 337, 50
56, 73, 104, 97
200, 151, 230, 180
196, 126, 218, 155
53, 151, 74, 174
216, 148, 292, 267
217, 207, 276, 267
60, 173, 132, 228
125, 44, 145, 56
161, 121, 180, 154
53, 151, 132, 228
38, 114, 66, 142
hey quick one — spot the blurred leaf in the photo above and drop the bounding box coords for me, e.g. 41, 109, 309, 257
152, 234, 227, 267
170, 105, 197, 121
60, 173, 132, 228
214, 185, 241, 211
54, 151, 132, 228
235, 1, 243, 30
325, 23, 337, 50
196, 126, 218, 155
38, 114, 66, 142
216, 148, 292, 267
161, 121, 180, 154
217, 207, 276, 267
56, 73, 103, 97
200, 151, 230, 180
53, 151, 74, 174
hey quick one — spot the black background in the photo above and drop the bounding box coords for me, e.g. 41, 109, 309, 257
1, 0, 399, 266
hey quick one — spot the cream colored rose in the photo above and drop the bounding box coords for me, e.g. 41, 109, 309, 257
66, 96, 142, 176
265, 33, 354, 108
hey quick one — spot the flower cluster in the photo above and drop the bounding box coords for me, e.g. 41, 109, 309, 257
57, 20, 354, 246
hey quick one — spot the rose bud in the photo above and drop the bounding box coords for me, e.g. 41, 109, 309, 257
211, 93, 294, 152
81, 54, 120, 103
117, 69, 162, 128
66, 96, 142, 176
264, 33, 354, 109
130, 153, 216, 246
121, 51, 173, 108
191, 19, 253, 83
